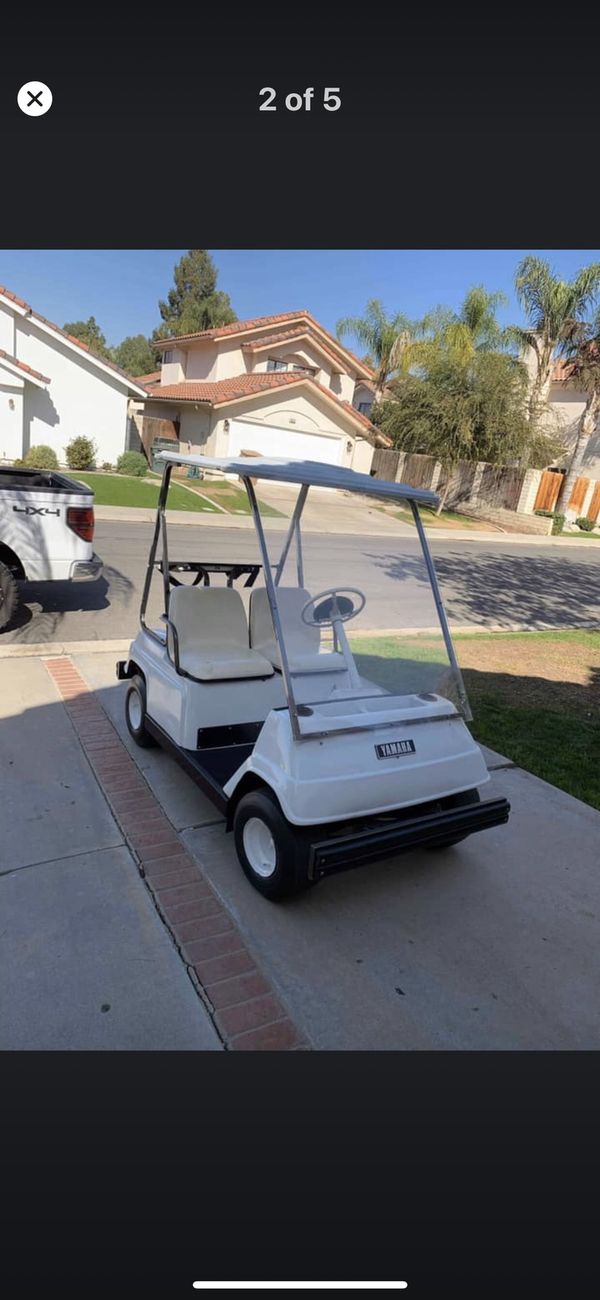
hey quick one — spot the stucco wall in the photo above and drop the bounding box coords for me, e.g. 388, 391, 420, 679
177, 406, 212, 452
350, 438, 374, 475
0, 303, 16, 354
184, 343, 219, 381
0, 379, 24, 462
14, 316, 131, 464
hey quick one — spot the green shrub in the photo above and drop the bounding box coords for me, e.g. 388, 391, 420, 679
101, 462, 113, 472
116, 451, 148, 477
22, 445, 59, 470
576, 516, 596, 532
65, 436, 96, 470
534, 507, 564, 533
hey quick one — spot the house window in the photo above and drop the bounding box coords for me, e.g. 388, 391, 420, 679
163, 350, 174, 364
267, 357, 315, 376
358, 401, 372, 414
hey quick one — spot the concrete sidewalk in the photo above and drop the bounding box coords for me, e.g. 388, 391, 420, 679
93, 503, 600, 546
0, 657, 221, 1050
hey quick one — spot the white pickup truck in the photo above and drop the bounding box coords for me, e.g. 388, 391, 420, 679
0, 467, 102, 630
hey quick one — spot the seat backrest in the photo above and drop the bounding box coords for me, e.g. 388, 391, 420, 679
169, 586, 249, 654
250, 586, 320, 655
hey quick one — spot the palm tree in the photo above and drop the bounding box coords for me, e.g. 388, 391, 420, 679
511, 255, 600, 420
336, 300, 423, 402
436, 285, 510, 362
555, 309, 600, 516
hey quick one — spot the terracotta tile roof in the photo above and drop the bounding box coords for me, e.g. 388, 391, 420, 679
147, 370, 386, 441
551, 359, 575, 382
153, 310, 373, 378
0, 285, 147, 394
0, 348, 50, 384
133, 370, 161, 384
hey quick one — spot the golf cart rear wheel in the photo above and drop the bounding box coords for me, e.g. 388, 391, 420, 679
233, 788, 312, 901
0, 561, 20, 631
125, 675, 156, 748
429, 788, 481, 849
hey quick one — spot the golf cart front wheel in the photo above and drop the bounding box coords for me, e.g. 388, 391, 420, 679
429, 788, 481, 849
125, 675, 156, 748
233, 788, 312, 901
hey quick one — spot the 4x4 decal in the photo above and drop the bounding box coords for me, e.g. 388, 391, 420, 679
13, 505, 60, 517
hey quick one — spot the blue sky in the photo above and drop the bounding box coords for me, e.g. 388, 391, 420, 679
1, 249, 599, 346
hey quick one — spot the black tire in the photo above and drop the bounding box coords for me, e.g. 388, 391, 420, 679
0, 561, 20, 632
429, 788, 481, 849
233, 787, 313, 901
124, 675, 156, 748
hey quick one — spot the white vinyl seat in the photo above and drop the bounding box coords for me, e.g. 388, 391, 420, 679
249, 586, 346, 674
167, 586, 274, 681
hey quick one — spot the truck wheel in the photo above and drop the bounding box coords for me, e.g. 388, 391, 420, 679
125, 676, 156, 748
0, 562, 20, 631
429, 788, 481, 849
233, 788, 313, 901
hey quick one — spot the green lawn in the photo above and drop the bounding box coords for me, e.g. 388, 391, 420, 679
74, 472, 220, 512
148, 472, 286, 517
350, 629, 600, 810
379, 503, 489, 530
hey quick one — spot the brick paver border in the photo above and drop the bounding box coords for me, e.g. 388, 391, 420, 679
45, 656, 309, 1051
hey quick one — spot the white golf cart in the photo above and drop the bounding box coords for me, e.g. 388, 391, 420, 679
117, 454, 509, 900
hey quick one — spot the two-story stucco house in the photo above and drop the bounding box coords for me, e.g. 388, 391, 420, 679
136, 311, 390, 472
0, 285, 147, 466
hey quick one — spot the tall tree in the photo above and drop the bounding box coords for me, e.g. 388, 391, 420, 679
113, 334, 156, 376
372, 346, 556, 513
555, 310, 600, 516
63, 316, 112, 359
154, 249, 236, 340
429, 286, 510, 362
336, 300, 424, 402
511, 255, 600, 419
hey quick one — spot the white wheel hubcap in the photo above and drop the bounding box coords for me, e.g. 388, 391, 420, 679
243, 817, 277, 878
128, 691, 143, 730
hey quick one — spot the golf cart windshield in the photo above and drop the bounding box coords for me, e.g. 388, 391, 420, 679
148, 454, 470, 740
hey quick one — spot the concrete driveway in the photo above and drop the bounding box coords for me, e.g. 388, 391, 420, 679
75, 650, 600, 1051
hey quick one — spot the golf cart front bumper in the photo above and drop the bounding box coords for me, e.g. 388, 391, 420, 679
308, 796, 510, 880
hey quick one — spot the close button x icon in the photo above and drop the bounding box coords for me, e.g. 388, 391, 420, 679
17, 81, 53, 116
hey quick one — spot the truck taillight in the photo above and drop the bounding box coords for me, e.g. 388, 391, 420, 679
67, 506, 95, 543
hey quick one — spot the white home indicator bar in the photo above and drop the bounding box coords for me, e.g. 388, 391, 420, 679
192, 1285, 408, 1291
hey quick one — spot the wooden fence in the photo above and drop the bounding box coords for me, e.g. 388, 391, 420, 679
533, 470, 563, 512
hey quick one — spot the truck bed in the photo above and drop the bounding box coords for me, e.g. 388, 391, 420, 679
0, 468, 90, 495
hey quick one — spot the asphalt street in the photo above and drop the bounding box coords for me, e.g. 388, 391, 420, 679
3, 519, 600, 644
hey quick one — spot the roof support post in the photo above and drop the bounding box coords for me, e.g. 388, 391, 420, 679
409, 499, 472, 721
243, 475, 301, 741
275, 483, 309, 586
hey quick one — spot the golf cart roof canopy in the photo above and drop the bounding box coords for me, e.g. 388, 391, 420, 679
157, 452, 439, 508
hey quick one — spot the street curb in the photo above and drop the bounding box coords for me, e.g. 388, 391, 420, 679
4, 622, 599, 660
0, 639, 132, 659
44, 656, 310, 1052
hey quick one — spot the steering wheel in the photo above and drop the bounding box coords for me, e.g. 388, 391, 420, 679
301, 587, 366, 627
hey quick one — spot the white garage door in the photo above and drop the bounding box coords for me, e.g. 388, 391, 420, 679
228, 420, 345, 466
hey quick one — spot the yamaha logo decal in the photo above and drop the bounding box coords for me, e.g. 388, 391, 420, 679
375, 739, 416, 759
